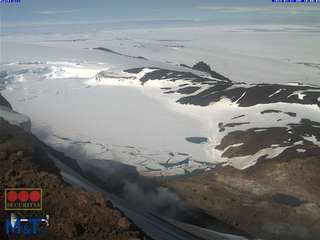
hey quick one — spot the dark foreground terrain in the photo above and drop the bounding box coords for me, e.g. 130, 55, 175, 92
0, 117, 149, 240
162, 150, 320, 240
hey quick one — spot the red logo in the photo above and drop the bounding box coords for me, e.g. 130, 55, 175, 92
5, 188, 42, 211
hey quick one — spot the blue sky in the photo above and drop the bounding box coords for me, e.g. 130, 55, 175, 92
1, 0, 320, 26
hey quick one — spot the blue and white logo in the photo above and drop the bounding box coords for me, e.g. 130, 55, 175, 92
5, 213, 49, 237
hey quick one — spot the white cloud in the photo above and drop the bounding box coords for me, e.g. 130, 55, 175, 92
33, 9, 80, 15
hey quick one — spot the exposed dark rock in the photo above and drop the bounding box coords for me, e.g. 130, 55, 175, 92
285, 112, 297, 117
178, 84, 320, 107
261, 109, 282, 114
223, 122, 250, 128
192, 61, 230, 81
122, 64, 317, 108
164, 90, 175, 94
0, 94, 12, 109
124, 68, 145, 74
138, 68, 217, 85
272, 193, 305, 207
164, 154, 320, 240
0, 119, 149, 240
176, 86, 201, 94
186, 137, 208, 144
232, 115, 245, 120
192, 61, 213, 74
179, 62, 230, 81
160, 158, 190, 168
261, 110, 297, 117
215, 118, 320, 158
124, 64, 319, 109
218, 122, 250, 132
94, 47, 148, 60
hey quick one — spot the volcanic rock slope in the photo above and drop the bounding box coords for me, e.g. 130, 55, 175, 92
0, 97, 149, 240
163, 149, 320, 240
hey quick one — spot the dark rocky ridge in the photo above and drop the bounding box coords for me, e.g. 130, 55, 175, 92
163, 152, 320, 240
216, 118, 320, 158
218, 122, 250, 132
272, 193, 306, 207
0, 118, 150, 239
126, 67, 229, 85
178, 83, 320, 107
0, 94, 12, 109
94, 47, 148, 60
182, 61, 230, 81
124, 63, 320, 108
261, 109, 297, 117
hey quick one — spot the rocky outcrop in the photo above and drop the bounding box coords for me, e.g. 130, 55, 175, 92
0, 118, 149, 240
94, 47, 148, 60
0, 94, 12, 109
124, 63, 320, 107
163, 153, 320, 240
191, 61, 230, 81
0, 93, 31, 131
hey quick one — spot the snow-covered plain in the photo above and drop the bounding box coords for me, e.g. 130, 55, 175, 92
1, 25, 320, 176
4, 24, 319, 85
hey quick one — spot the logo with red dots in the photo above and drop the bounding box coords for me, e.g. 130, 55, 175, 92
5, 188, 42, 211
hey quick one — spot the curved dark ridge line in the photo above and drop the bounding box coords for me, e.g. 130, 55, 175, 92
94, 47, 148, 60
